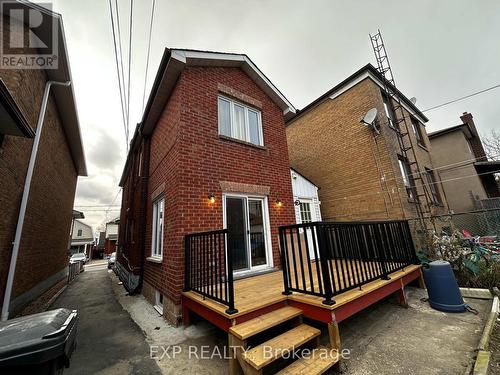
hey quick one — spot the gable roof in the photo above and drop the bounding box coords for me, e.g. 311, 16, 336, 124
286, 63, 428, 126
141, 48, 296, 135
428, 123, 473, 139
120, 48, 296, 186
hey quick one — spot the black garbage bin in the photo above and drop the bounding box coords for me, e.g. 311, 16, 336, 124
0, 308, 78, 375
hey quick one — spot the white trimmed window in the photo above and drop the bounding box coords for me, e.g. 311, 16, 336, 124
218, 96, 263, 146
151, 197, 164, 259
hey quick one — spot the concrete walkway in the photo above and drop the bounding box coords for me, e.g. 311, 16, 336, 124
51, 268, 161, 375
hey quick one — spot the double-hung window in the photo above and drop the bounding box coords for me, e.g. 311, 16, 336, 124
425, 168, 441, 205
411, 117, 425, 147
382, 93, 397, 129
398, 155, 417, 200
218, 96, 263, 146
151, 197, 164, 259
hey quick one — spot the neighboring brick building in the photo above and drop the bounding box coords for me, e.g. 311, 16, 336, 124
104, 218, 119, 255
0, 4, 86, 317
286, 64, 449, 228
429, 112, 500, 214
118, 49, 296, 324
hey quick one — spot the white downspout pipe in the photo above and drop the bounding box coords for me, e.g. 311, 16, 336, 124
1, 80, 71, 321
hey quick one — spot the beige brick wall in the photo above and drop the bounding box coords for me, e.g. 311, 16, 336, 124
286, 77, 448, 223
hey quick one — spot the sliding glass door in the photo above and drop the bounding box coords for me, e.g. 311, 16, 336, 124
224, 195, 270, 273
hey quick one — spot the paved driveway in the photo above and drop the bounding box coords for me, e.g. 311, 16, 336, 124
51, 268, 161, 375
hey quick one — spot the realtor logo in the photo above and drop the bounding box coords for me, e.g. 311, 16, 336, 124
0, 1, 58, 69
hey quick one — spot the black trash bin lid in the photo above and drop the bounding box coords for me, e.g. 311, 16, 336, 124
0, 308, 78, 366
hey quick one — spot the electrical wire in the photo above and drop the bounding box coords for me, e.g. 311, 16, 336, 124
142, 0, 155, 114
126, 0, 134, 146
115, 0, 128, 135
108, 0, 128, 152
422, 83, 500, 113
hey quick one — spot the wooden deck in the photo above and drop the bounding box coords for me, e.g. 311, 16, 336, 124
182, 261, 422, 326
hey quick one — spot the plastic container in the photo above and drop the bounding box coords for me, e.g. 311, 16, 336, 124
422, 260, 466, 313
0, 308, 78, 374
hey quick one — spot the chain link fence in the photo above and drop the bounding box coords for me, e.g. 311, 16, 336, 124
432, 208, 500, 237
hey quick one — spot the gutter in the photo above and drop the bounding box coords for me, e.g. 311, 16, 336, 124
1, 80, 71, 321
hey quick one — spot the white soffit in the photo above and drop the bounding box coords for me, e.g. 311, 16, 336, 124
328, 71, 427, 124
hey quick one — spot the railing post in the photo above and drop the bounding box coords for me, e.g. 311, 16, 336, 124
224, 231, 238, 314
374, 223, 391, 280
317, 223, 335, 305
183, 235, 190, 292
404, 221, 420, 265
279, 227, 292, 296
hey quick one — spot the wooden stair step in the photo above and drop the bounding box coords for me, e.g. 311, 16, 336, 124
229, 306, 303, 340
242, 324, 321, 370
276, 346, 338, 375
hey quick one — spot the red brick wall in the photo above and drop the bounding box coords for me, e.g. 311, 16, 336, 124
0, 17, 78, 309
141, 66, 295, 319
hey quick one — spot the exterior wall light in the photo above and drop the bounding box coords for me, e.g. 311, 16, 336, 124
208, 194, 215, 204
275, 199, 283, 208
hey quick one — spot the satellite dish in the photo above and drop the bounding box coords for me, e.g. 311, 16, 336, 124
360, 108, 380, 134
361, 108, 378, 125
410, 97, 417, 104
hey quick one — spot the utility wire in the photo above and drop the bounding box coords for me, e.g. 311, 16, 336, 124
108, 0, 128, 153
142, 0, 156, 114
318, 150, 500, 199
422, 83, 500, 113
115, 0, 128, 134
126, 0, 134, 146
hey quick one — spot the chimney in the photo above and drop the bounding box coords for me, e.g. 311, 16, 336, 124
460, 112, 487, 161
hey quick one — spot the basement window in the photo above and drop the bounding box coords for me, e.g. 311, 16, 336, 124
218, 95, 263, 146
154, 290, 163, 315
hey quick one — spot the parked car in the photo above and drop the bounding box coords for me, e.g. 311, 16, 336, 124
69, 253, 86, 265
108, 252, 116, 269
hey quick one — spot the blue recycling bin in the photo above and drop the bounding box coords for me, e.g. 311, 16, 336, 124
422, 260, 466, 313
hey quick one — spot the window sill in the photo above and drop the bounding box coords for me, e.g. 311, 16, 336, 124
153, 305, 163, 315
417, 143, 428, 152
146, 256, 163, 264
219, 135, 267, 151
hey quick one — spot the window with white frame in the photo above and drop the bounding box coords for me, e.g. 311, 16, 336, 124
151, 197, 164, 258
218, 96, 263, 146
398, 155, 416, 200
299, 202, 312, 223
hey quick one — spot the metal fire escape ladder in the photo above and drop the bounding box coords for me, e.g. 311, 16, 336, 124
369, 30, 433, 230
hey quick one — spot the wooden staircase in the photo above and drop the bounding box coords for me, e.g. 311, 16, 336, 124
228, 306, 339, 375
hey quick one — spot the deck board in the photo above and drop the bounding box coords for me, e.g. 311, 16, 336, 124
182, 261, 421, 319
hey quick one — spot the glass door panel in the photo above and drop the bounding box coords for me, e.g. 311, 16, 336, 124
226, 197, 248, 271
248, 199, 267, 267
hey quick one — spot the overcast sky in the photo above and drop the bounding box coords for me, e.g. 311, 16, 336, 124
49, 0, 500, 232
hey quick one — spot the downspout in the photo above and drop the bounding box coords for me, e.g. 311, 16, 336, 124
1, 80, 71, 321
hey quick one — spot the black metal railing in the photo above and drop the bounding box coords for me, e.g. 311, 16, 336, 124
184, 229, 237, 314
279, 220, 419, 305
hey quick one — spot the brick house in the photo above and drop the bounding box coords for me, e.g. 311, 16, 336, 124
104, 217, 119, 255
118, 49, 297, 324
0, 3, 86, 317
286, 64, 449, 229
429, 112, 500, 214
